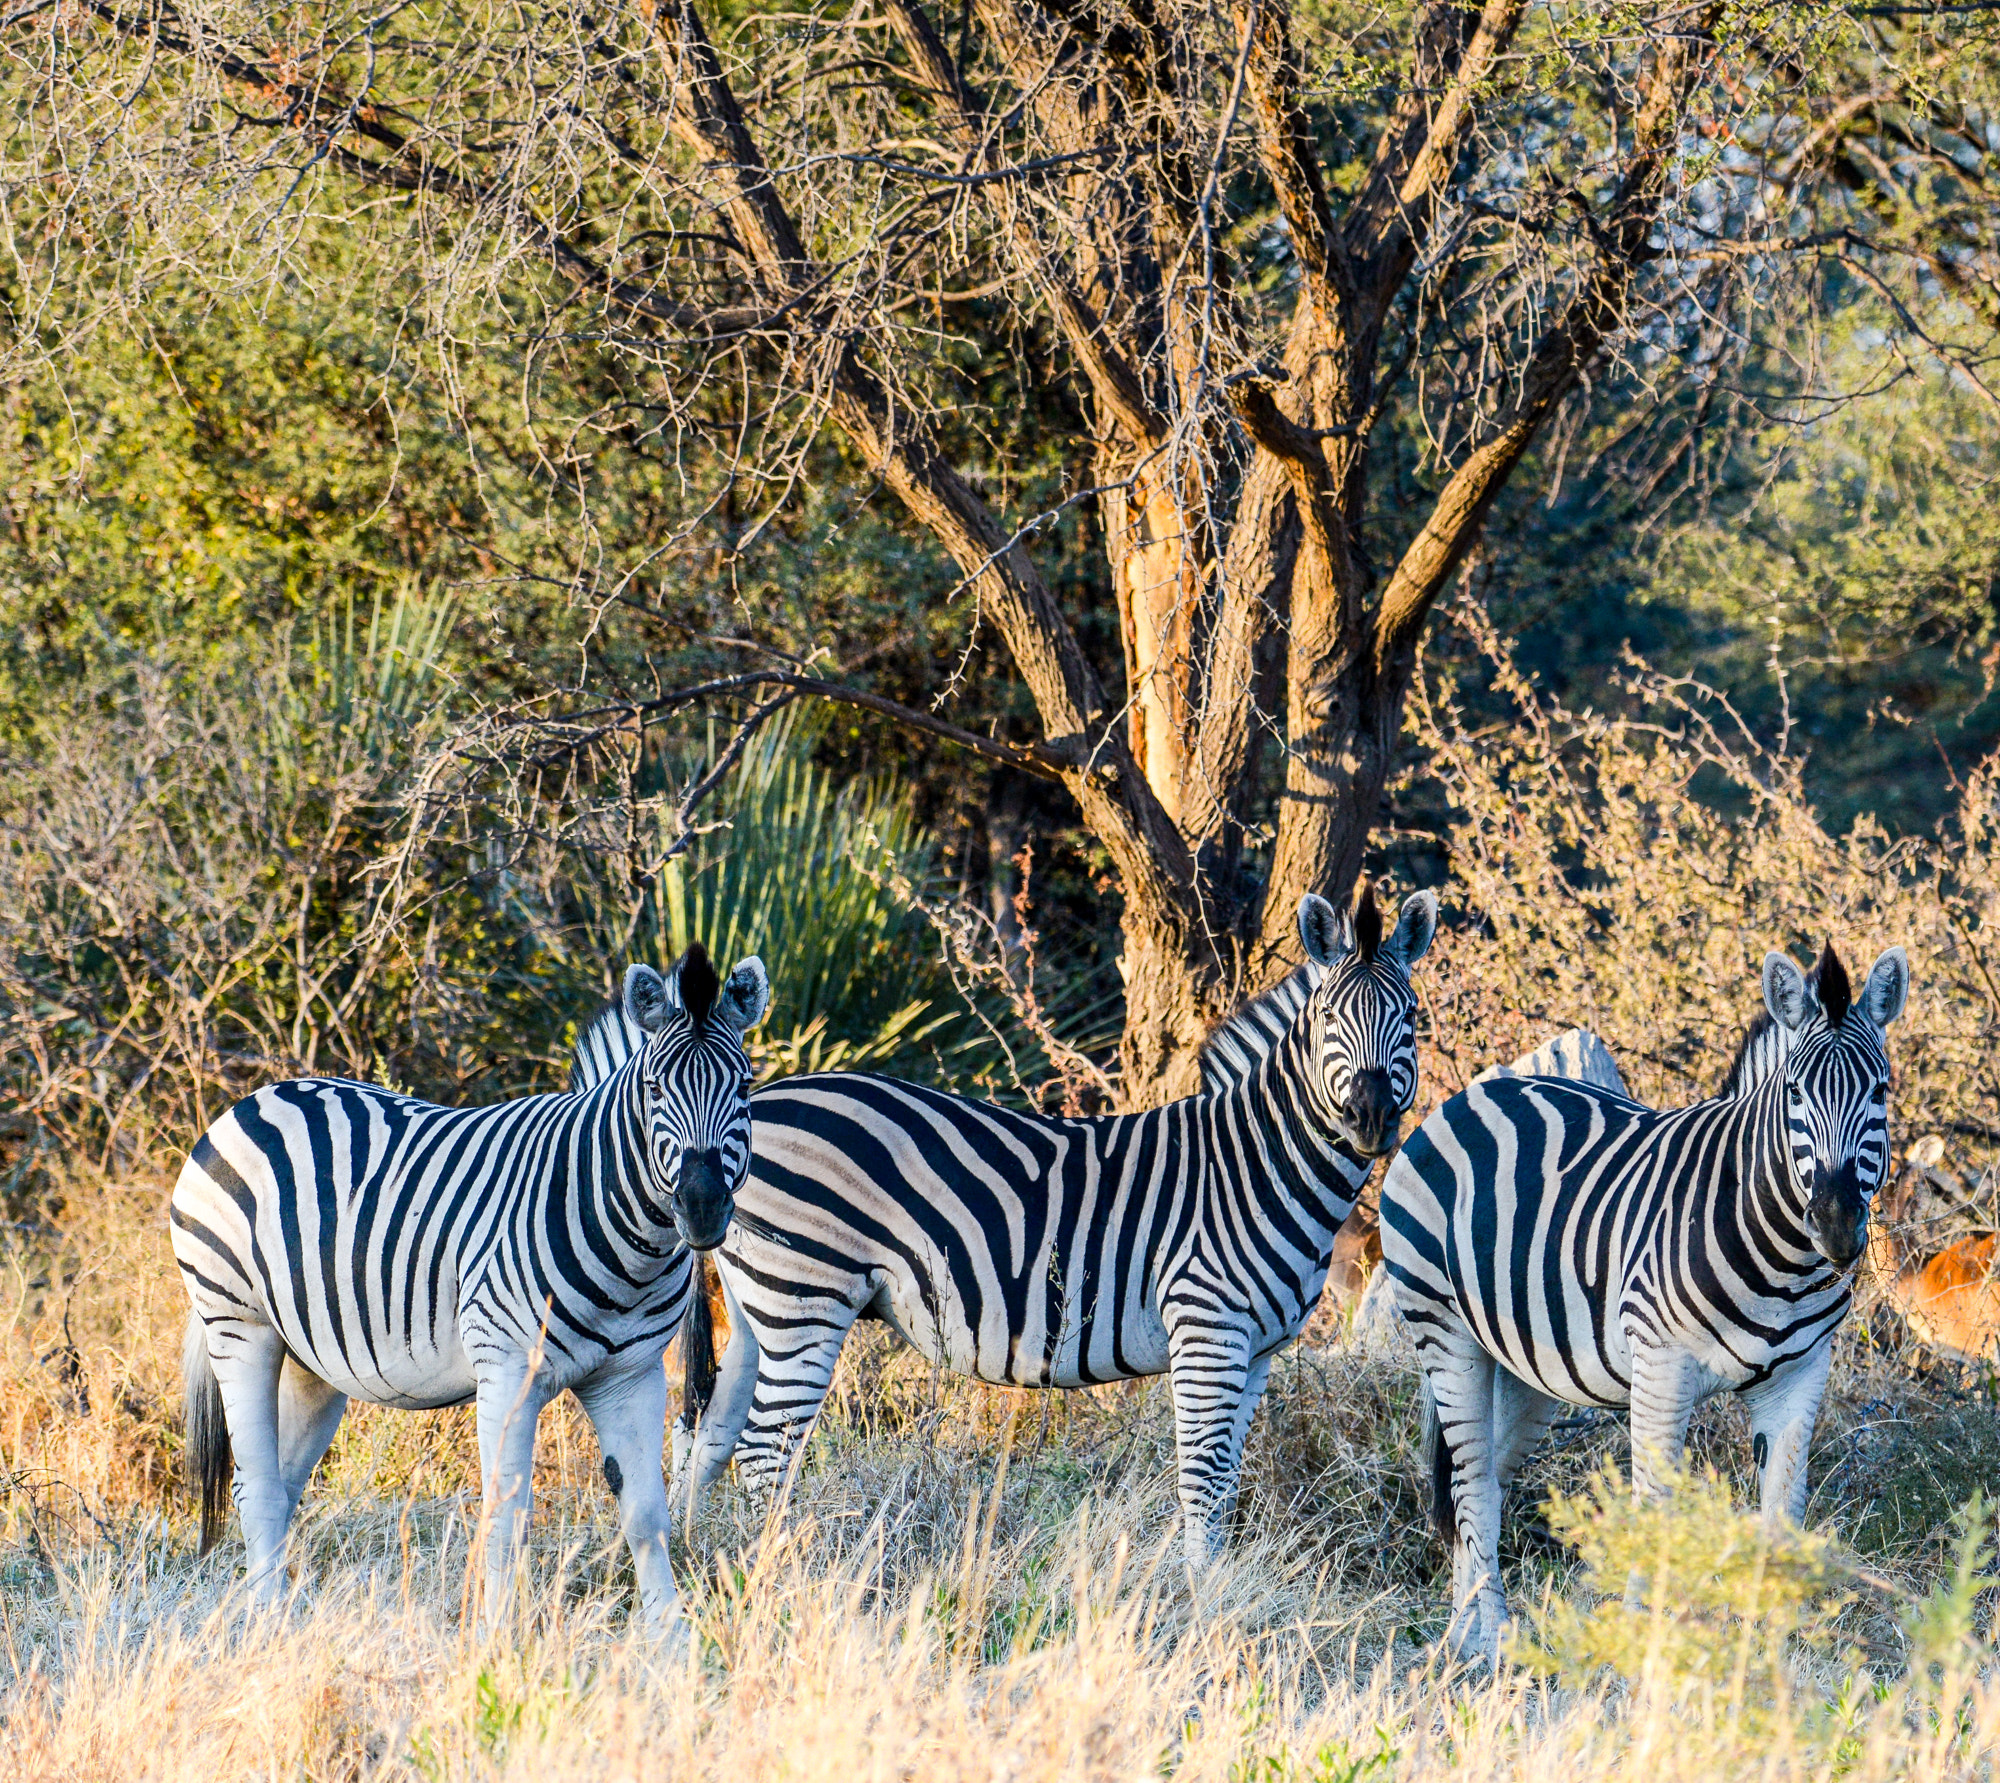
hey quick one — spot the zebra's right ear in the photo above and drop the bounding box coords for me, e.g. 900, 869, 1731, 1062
717, 956, 771, 1033
1297, 894, 1353, 969
1762, 952, 1813, 1032
624, 962, 672, 1034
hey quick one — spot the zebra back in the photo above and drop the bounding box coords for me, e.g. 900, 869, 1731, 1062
1473, 1027, 1633, 1097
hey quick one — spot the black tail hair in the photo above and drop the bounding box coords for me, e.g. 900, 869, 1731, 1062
680, 1251, 719, 1436
182, 1313, 231, 1555
1421, 1380, 1456, 1546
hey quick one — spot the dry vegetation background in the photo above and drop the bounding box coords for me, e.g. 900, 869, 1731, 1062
2, 621, 1998, 1780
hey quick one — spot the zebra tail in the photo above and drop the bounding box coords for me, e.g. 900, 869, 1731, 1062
181, 1312, 231, 1555
680, 1251, 719, 1436
1420, 1378, 1456, 1546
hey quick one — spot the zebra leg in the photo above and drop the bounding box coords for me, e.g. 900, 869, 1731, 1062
676, 1264, 760, 1513
1626, 1338, 1701, 1502
573, 1360, 683, 1635
1623, 1338, 1703, 1613
1418, 1325, 1506, 1664
1213, 1351, 1275, 1534
730, 1311, 860, 1509
276, 1357, 348, 1524
1164, 1320, 1259, 1569
473, 1360, 553, 1632
1741, 1341, 1834, 1527
1491, 1366, 1564, 1493
204, 1319, 293, 1604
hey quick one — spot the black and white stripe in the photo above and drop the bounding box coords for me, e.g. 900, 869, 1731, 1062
576, 887, 1437, 1564
1379, 941, 1909, 1661
172, 946, 769, 1630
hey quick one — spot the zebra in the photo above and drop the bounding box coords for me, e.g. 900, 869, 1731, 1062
172, 944, 769, 1632
572, 885, 1438, 1566
1378, 940, 1908, 1662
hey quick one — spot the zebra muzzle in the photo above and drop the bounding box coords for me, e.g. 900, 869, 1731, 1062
1342, 1068, 1401, 1156
674, 1147, 736, 1252
1805, 1160, 1869, 1268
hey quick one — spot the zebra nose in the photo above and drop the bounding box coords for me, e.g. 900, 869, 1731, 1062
1806, 1160, 1869, 1267
1343, 1068, 1397, 1154
675, 1147, 735, 1253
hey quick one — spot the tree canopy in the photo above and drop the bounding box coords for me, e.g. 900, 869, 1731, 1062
4, 0, 1998, 1104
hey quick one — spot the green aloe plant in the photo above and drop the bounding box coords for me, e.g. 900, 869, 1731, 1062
578, 707, 996, 1087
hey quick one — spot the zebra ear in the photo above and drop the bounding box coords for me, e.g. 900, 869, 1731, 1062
717, 956, 771, 1033
1297, 894, 1353, 969
1860, 946, 1910, 1028
623, 962, 673, 1034
1384, 890, 1438, 972
1762, 952, 1813, 1032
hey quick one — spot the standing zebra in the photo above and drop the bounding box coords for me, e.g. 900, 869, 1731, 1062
576, 886, 1437, 1565
172, 945, 768, 1631
1380, 941, 1908, 1661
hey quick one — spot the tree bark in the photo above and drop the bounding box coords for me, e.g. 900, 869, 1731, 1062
42, 0, 1731, 1107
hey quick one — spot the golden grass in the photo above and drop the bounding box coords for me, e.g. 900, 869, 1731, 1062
1, 1169, 1994, 1782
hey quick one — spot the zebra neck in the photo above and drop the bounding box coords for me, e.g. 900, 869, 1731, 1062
1213, 1017, 1370, 1237
1729, 1075, 1825, 1271
576, 1062, 684, 1280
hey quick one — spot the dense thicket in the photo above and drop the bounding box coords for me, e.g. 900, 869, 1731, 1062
1, 0, 1997, 1134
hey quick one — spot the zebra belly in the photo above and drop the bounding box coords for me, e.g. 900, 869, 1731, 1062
861, 1263, 1168, 1386
274, 1317, 478, 1409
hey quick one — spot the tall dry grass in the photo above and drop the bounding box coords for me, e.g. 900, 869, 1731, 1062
4, 610, 1999, 1777
1, 1169, 1993, 1782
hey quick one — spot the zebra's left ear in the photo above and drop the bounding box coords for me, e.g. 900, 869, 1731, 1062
716, 956, 771, 1033
1383, 890, 1439, 972
1297, 894, 1354, 969
1860, 946, 1910, 1028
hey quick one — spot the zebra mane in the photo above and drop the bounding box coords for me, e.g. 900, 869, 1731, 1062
570, 945, 729, 1089
1354, 884, 1383, 963
1717, 954, 1826, 1097
570, 999, 648, 1094
1816, 942, 1851, 1027
681, 943, 720, 1030
1197, 964, 1319, 1096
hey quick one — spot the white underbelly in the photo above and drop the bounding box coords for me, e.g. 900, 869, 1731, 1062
291, 1325, 477, 1410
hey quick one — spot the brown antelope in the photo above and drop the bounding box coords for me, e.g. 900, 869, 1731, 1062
1873, 1136, 2000, 1366
1886, 1234, 2000, 1365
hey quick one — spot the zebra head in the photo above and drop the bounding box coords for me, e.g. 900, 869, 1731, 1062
1296, 885, 1438, 1156
621, 945, 769, 1251
1761, 941, 1909, 1269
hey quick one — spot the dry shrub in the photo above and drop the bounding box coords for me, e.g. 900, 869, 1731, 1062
1407, 599, 1999, 1167
0, 621, 585, 1173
